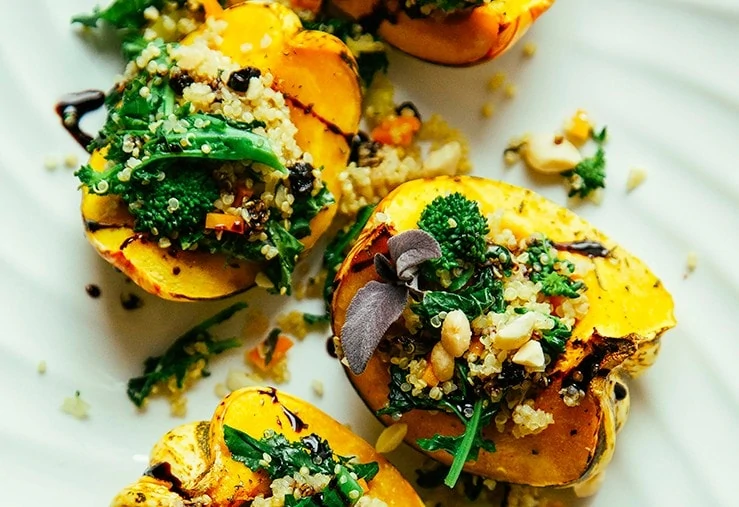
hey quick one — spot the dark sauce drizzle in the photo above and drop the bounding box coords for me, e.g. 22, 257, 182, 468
85, 284, 101, 298
258, 387, 308, 432
326, 337, 337, 358
55, 90, 106, 150
144, 462, 189, 499
554, 240, 609, 258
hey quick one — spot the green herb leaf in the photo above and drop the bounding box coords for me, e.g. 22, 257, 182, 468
262, 328, 281, 366
127, 302, 246, 407
525, 238, 585, 298
417, 398, 495, 488
540, 316, 572, 357
412, 269, 503, 324
72, 0, 168, 29
562, 127, 608, 198
322, 205, 376, 313
262, 219, 305, 295
290, 184, 335, 239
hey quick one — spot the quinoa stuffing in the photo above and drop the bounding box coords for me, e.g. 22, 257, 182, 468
224, 425, 386, 506
75, 22, 334, 294
340, 193, 594, 488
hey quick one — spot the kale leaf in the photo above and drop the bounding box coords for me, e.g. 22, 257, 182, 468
290, 185, 335, 239
411, 269, 504, 324
540, 315, 572, 357
321, 205, 376, 313
127, 302, 246, 407
72, 0, 171, 30
525, 238, 584, 298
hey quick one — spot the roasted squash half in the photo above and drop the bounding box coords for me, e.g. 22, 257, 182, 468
329, 0, 554, 65
112, 387, 424, 506
331, 176, 676, 487
82, 1, 361, 301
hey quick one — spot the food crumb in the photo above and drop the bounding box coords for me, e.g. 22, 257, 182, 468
214, 382, 229, 399
61, 391, 90, 419
626, 168, 647, 192
685, 252, 698, 277
44, 155, 59, 170
276, 310, 309, 340
170, 395, 187, 418
311, 379, 324, 397
120, 292, 143, 310
481, 102, 495, 118
487, 72, 506, 91
522, 41, 537, 57
504, 83, 518, 99
63, 153, 79, 169
37, 360, 47, 374
85, 284, 101, 298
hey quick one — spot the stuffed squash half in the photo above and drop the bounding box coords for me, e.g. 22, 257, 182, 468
74, 1, 361, 300
113, 387, 423, 506
329, 0, 554, 65
332, 176, 676, 489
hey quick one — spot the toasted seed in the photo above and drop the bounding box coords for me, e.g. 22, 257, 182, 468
375, 423, 408, 453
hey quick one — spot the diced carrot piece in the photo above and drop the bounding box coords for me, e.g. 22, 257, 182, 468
421, 363, 440, 388
371, 115, 422, 147
205, 213, 245, 234
246, 335, 294, 371
468, 338, 485, 358
564, 109, 592, 146
233, 184, 254, 207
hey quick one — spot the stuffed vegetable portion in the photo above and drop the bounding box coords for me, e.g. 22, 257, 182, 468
331, 176, 675, 489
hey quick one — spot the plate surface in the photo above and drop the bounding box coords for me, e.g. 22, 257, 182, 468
1, 0, 738, 505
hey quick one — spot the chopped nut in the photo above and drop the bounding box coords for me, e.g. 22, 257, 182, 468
494, 312, 536, 350
375, 423, 408, 453
512, 340, 545, 369
311, 379, 324, 397
522, 133, 583, 174
423, 141, 462, 176
626, 168, 647, 192
430, 342, 455, 382
440, 309, 471, 357
61, 391, 90, 420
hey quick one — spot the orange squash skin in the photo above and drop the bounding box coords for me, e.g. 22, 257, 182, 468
329, 0, 555, 65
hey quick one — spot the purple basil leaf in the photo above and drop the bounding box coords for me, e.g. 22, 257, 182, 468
389, 230, 442, 281
374, 253, 398, 283
341, 281, 408, 374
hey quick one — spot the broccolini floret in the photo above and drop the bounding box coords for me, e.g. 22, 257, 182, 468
122, 164, 220, 249
418, 192, 489, 276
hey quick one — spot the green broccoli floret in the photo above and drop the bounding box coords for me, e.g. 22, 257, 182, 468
122, 163, 219, 249
418, 193, 489, 277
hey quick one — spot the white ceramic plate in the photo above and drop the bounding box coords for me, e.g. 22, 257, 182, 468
1, 0, 737, 505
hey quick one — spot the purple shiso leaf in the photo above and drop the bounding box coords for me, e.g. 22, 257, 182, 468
389, 229, 442, 281
340, 281, 408, 375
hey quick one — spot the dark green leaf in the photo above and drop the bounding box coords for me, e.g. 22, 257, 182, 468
263, 328, 281, 366
290, 184, 335, 239
412, 269, 503, 324
126, 303, 246, 406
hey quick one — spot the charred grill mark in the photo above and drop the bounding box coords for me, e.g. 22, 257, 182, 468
284, 95, 354, 143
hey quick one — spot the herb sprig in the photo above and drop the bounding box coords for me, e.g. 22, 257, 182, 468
127, 302, 246, 406
563, 127, 608, 198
